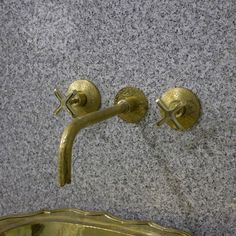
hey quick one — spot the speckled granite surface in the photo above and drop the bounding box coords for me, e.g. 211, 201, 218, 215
0, 0, 235, 235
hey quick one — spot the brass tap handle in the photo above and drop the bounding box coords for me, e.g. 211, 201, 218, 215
53, 80, 102, 118
53, 87, 80, 118
155, 87, 201, 131
156, 99, 185, 130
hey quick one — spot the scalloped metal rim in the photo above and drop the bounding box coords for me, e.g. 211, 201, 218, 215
0, 208, 191, 236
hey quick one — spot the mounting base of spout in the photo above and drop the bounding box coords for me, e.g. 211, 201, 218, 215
114, 87, 148, 123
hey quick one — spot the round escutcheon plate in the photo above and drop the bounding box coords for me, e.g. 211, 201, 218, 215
158, 87, 201, 130
67, 80, 101, 117
114, 86, 148, 123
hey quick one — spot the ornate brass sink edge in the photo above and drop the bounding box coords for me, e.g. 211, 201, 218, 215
0, 208, 191, 236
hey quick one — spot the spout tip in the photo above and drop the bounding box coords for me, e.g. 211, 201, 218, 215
58, 159, 71, 187
58, 175, 71, 187
58, 155, 72, 186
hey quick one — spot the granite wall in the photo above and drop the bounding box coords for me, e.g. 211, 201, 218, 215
0, 0, 235, 235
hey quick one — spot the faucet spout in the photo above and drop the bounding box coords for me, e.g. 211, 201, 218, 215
58, 100, 132, 187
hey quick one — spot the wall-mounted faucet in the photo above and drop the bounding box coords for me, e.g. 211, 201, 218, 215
54, 80, 148, 187
54, 81, 201, 187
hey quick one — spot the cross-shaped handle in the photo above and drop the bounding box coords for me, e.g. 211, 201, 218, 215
53, 87, 78, 118
156, 99, 185, 130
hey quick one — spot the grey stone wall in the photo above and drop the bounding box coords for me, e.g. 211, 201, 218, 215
0, 1, 235, 235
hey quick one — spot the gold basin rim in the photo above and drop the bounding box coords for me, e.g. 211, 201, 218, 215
0, 208, 191, 236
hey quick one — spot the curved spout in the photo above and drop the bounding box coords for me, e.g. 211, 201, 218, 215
58, 99, 135, 187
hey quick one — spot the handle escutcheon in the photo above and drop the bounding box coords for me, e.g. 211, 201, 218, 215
53, 80, 101, 118
156, 87, 201, 131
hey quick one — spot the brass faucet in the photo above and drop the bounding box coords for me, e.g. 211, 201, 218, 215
54, 81, 201, 186
54, 81, 148, 187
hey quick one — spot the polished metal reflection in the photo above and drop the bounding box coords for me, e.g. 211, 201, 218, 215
0, 209, 191, 236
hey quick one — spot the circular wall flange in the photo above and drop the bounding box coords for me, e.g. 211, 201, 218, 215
114, 87, 148, 123
67, 80, 101, 117
158, 87, 201, 130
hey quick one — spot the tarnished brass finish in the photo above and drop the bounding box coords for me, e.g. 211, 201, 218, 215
156, 87, 201, 131
67, 80, 101, 117
54, 80, 101, 118
114, 87, 148, 123
0, 208, 191, 236
58, 87, 148, 187
54, 88, 80, 117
